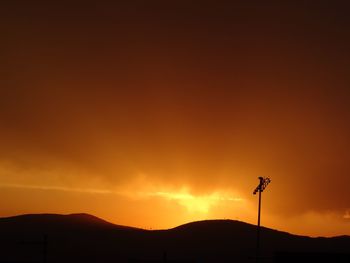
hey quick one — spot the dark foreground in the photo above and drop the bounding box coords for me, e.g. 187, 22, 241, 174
0, 214, 349, 263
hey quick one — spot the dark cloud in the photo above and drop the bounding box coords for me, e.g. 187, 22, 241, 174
1, 1, 350, 230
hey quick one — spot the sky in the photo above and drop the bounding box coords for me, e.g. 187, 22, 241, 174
1, 1, 350, 237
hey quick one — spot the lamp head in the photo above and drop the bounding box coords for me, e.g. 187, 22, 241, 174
253, 177, 271, 194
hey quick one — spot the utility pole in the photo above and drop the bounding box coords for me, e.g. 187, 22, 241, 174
253, 177, 271, 263
20, 234, 48, 263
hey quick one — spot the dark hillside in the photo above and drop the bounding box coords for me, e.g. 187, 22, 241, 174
0, 214, 349, 263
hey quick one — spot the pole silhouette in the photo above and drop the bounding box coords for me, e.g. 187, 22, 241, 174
20, 234, 48, 263
253, 177, 271, 263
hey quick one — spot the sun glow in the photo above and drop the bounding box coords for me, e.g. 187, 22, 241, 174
145, 187, 243, 214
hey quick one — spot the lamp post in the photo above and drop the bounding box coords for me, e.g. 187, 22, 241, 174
253, 177, 271, 263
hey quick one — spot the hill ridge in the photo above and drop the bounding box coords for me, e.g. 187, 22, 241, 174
0, 213, 349, 263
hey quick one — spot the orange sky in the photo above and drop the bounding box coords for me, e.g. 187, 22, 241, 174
1, 1, 350, 237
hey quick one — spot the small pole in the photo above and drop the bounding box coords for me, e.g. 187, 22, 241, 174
20, 234, 48, 263
253, 177, 271, 263
43, 234, 47, 263
256, 186, 262, 263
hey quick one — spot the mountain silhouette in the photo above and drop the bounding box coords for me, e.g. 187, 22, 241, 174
0, 214, 349, 263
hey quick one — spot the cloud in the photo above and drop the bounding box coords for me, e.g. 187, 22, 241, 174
0, 183, 114, 195
265, 210, 350, 237
1, 1, 350, 236
143, 188, 243, 214
0, 180, 243, 216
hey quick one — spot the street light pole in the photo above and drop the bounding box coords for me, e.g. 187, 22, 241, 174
256, 184, 262, 260
253, 177, 271, 263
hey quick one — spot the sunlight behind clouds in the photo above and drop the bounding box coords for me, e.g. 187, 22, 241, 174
142, 187, 243, 214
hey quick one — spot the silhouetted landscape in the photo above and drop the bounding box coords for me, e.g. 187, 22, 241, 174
0, 214, 349, 263
2, 2, 350, 262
